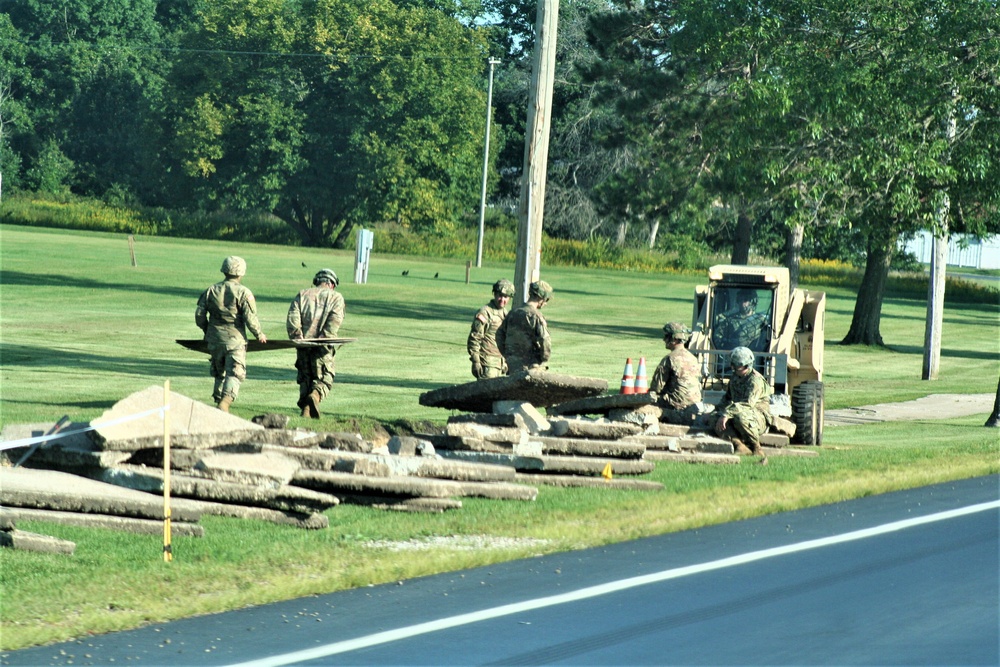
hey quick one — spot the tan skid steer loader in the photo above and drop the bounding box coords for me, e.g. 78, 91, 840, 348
688, 265, 826, 444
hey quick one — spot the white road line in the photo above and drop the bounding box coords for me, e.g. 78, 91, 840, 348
228, 500, 1000, 667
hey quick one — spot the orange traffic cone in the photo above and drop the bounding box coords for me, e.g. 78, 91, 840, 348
620, 358, 635, 394
634, 357, 648, 394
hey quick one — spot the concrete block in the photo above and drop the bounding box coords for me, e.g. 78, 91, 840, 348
492, 401, 551, 434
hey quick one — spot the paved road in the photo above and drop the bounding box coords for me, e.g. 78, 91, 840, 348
4, 476, 997, 666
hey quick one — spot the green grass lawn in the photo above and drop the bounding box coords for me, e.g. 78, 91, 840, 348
1, 224, 998, 651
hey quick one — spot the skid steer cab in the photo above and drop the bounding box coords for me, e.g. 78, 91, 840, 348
688, 265, 826, 444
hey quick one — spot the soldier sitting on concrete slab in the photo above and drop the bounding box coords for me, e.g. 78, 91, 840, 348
714, 346, 772, 455
649, 322, 704, 425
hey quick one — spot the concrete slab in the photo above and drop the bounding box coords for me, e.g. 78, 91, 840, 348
419, 369, 608, 412
0, 422, 132, 470
0, 507, 204, 537
447, 413, 525, 429
547, 392, 656, 416
493, 402, 551, 434
548, 418, 643, 440
93, 465, 339, 514
293, 469, 537, 501
445, 422, 527, 444
530, 436, 647, 459
0, 529, 75, 555
437, 450, 654, 476
0, 466, 203, 522
194, 501, 329, 529
193, 451, 301, 488
90, 385, 264, 451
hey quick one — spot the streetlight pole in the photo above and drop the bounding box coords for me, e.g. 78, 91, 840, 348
476, 57, 501, 269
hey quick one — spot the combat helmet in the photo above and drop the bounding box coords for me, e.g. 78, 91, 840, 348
729, 346, 755, 368
313, 268, 339, 287
662, 322, 692, 342
221, 256, 247, 277
529, 280, 554, 302
492, 279, 515, 298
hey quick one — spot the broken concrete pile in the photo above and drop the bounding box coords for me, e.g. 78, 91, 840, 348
418, 370, 816, 477
0, 385, 548, 553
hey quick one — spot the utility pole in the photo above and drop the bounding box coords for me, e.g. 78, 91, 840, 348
513, 0, 559, 304
476, 57, 501, 268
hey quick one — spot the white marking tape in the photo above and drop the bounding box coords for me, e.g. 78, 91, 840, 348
228, 499, 1000, 667
0, 405, 169, 451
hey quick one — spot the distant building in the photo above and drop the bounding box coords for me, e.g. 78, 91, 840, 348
902, 231, 1000, 270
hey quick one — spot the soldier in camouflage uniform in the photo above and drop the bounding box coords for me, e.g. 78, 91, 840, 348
195, 256, 268, 412
286, 269, 345, 419
468, 279, 515, 379
649, 322, 703, 424
714, 346, 772, 455
713, 288, 768, 351
496, 280, 553, 374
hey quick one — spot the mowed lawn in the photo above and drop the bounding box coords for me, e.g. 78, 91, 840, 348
0, 223, 998, 651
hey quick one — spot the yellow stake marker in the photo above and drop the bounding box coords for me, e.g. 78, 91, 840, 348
163, 380, 173, 562
601, 463, 613, 480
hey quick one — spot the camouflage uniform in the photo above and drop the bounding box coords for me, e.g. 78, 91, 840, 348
195, 268, 265, 406
715, 368, 773, 452
714, 310, 768, 351
650, 346, 703, 424
468, 299, 508, 379
286, 280, 345, 410
497, 303, 550, 373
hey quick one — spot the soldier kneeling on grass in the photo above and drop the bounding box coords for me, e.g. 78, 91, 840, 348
714, 346, 772, 456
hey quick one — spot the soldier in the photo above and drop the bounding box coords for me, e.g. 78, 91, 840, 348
468, 279, 515, 379
496, 280, 553, 374
195, 256, 268, 412
714, 346, 772, 455
649, 322, 703, 424
713, 288, 768, 351
286, 269, 345, 419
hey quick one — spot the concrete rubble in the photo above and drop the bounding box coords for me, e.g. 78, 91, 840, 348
1, 376, 815, 554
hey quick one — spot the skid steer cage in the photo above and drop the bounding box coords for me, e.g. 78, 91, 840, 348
696, 349, 787, 393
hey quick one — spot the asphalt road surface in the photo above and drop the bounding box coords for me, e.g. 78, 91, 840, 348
4, 475, 997, 667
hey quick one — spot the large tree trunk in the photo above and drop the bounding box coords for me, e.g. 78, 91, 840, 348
731, 211, 752, 264
615, 219, 628, 247
985, 376, 1000, 428
647, 218, 660, 249
784, 223, 804, 290
841, 233, 897, 346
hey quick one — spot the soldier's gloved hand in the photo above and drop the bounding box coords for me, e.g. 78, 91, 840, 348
472, 362, 483, 378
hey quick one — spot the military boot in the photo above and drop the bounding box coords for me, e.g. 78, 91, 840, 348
731, 437, 752, 455
306, 391, 322, 419
217, 396, 234, 413
301, 404, 312, 418
748, 439, 763, 455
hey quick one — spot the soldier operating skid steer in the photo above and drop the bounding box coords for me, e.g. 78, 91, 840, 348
688, 265, 827, 445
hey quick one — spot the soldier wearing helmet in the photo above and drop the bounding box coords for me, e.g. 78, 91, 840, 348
195, 256, 268, 412
467, 279, 515, 379
496, 280, 553, 374
286, 269, 345, 418
712, 287, 768, 351
649, 322, 703, 424
714, 346, 773, 455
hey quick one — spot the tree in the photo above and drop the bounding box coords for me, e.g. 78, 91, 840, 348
169, 0, 488, 247
6, 0, 174, 201
584, 0, 1000, 346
